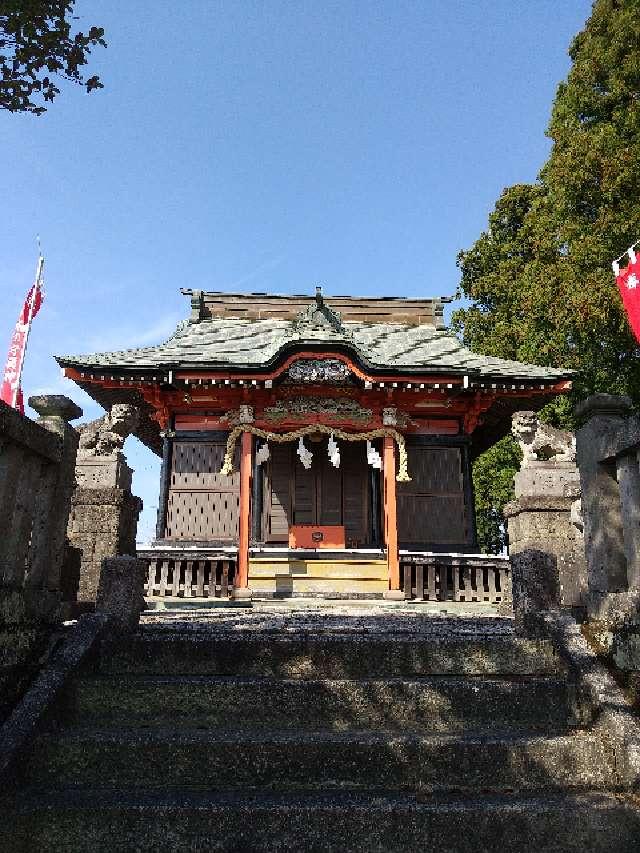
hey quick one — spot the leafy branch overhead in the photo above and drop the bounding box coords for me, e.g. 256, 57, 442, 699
0, 0, 105, 115
454, 0, 640, 406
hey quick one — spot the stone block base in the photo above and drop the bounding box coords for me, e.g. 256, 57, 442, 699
66, 488, 142, 604
230, 587, 253, 601
382, 589, 406, 601
505, 493, 588, 636
96, 557, 147, 632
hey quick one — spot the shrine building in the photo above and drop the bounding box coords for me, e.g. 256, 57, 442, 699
57, 288, 571, 601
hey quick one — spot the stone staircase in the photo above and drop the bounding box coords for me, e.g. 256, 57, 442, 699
4, 610, 640, 851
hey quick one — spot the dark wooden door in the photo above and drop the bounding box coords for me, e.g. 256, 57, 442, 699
263, 439, 370, 545
341, 441, 369, 545
264, 443, 292, 541
396, 444, 469, 548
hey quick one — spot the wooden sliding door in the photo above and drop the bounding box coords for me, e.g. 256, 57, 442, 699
396, 442, 470, 549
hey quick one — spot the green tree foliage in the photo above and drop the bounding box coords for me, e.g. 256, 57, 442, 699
0, 1, 105, 115
472, 436, 522, 555
455, 0, 640, 551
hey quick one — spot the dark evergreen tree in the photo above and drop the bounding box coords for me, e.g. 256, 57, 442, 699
455, 0, 640, 551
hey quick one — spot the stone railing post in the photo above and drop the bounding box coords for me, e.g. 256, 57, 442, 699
616, 451, 640, 592
27, 395, 82, 622
574, 394, 640, 688
96, 556, 147, 634
0, 395, 81, 717
505, 412, 586, 635
575, 394, 634, 617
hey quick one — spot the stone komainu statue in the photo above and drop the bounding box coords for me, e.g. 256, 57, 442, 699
78, 403, 139, 456
511, 411, 576, 464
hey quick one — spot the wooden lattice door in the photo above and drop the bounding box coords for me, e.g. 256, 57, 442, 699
165, 440, 240, 541
396, 444, 469, 548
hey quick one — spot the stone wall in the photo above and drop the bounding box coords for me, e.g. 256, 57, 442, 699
574, 394, 640, 684
0, 396, 81, 719
505, 396, 640, 688
575, 394, 640, 620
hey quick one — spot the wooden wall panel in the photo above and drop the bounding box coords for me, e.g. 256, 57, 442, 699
165, 440, 240, 541
294, 461, 316, 525
397, 445, 468, 546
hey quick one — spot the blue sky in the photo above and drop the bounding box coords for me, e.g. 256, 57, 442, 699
1, 0, 591, 540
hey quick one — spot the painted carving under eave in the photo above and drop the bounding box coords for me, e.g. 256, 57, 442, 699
262, 396, 373, 424
220, 405, 255, 427
286, 358, 352, 384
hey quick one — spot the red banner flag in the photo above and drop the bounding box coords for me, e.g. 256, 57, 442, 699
615, 248, 640, 343
1, 261, 45, 414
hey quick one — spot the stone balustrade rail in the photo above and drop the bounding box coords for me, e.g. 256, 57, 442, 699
0, 396, 81, 719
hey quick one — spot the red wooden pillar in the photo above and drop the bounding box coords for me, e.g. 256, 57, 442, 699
383, 435, 401, 593
236, 430, 252, 593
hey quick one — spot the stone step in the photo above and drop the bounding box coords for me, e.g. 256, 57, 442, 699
4, 789, 640, 853
25, 727, 616, 794
100, 631, 562, 678
66, 674, 573, 734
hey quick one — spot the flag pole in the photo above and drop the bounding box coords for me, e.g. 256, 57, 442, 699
11, 254, 44, 408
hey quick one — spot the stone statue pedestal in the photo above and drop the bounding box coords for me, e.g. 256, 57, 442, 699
514, 460, 581, 499
505, 494, 587, 632
67, 451, 142, 605
75, 451, 133, 490
505, 426, 587, 636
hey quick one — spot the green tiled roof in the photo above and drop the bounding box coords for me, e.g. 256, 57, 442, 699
57, 316, 571, 382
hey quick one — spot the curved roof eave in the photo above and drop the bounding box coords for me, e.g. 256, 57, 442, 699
56, 336, 574, 384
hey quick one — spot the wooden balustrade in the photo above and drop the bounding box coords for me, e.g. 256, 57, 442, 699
140, 549, 508, 605
141, 554, 237, 599
401, 555, 511, 604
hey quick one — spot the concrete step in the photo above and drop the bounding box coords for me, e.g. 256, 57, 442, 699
66, 674, 573, 734
4, 789, 640, 853
25, 727, 616, 794
100, 631, 563, 678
